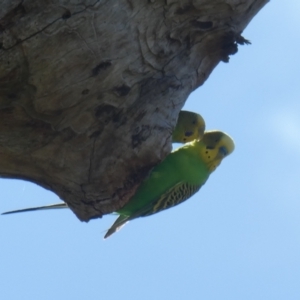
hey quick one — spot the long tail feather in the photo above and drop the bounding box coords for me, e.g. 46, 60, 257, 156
104, 215, 130, 239
2, 203, 68, 215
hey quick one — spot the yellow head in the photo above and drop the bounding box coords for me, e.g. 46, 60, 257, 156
198, 130, 235, 173
172, 110, 206, 143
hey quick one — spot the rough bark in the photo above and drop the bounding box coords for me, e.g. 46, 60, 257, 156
0, 0, 268, 221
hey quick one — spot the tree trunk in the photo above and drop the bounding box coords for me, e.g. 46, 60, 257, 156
0, 0, 268, 221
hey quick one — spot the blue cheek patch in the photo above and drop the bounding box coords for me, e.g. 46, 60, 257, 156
219, 146, 228, 157
185, 131, 194, 137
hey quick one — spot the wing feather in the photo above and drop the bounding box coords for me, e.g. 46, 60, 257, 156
104, 182, 202, 238
129, 182, 202, 219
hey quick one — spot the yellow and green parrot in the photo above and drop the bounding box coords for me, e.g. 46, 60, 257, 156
172, 110, 205, 143
2, 130, 234, 238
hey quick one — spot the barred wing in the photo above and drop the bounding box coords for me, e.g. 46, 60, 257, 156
104, 182, 202, 238
136, 182, 202, 218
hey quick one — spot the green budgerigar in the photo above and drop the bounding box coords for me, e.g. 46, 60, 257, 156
2, 130, 234, 239
172, 110, 205, 143
104, 130, 234, 238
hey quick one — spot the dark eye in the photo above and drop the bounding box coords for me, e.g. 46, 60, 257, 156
219, 146, 228, 157
185, 131, 193, 137
206, 146, 214, 150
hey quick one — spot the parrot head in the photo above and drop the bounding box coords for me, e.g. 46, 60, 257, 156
184, 112, 206, 142
184, 114, 205, 141
199, 130, 235, 173
173, 111, 206, 143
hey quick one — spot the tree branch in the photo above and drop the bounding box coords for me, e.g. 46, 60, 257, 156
0, 0, 269, 221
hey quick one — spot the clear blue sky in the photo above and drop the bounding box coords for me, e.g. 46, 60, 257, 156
1, 2, 300, 299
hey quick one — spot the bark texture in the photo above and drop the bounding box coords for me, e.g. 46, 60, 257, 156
0, 0, 268, 221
